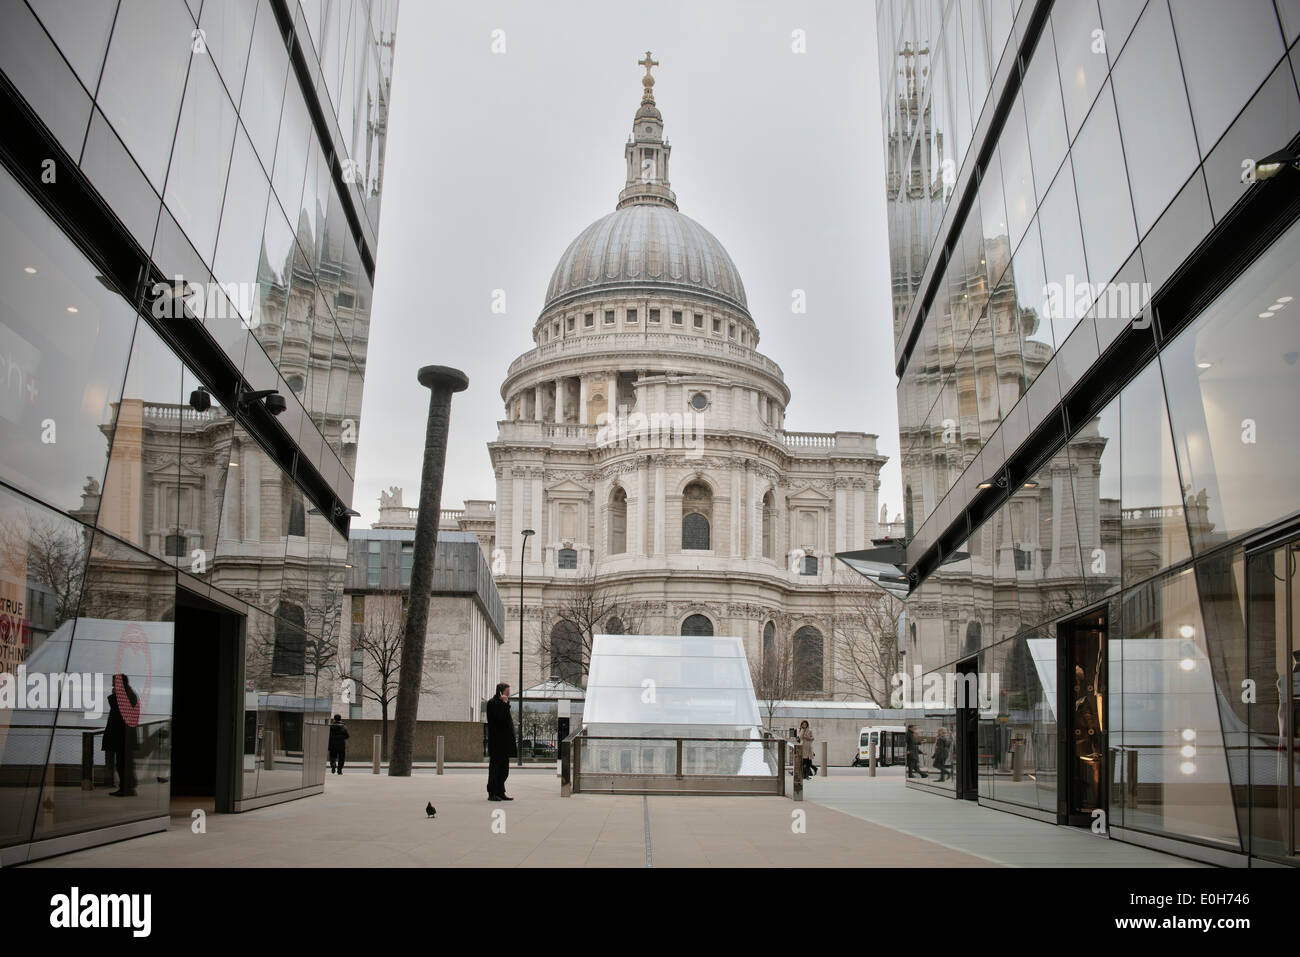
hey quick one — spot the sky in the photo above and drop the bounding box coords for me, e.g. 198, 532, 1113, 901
355, 0, 900, 529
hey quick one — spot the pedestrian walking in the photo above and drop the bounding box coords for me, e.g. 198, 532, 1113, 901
905, 723, 928, 778
799, 720, 817, 779
933, 726, 950, 782
103, 673, 139, 796
327, 714, 350, 774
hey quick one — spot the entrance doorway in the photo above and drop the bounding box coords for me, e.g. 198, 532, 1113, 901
1245, 536, 1299, 862
172, 590, 243, 813
1058, 608, 1107, 826
955, 657, 979, 800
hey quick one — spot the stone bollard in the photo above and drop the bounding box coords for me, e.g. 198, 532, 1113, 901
436, 735, 444, 775
820, 740, 828, 777
869, 740, 877, 777
372, 734, 382, 774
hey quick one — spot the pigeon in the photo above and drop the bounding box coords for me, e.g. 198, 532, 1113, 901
426, 802, 436, 818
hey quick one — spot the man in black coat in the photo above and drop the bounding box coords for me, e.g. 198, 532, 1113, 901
485, 683, 517, 801
327, 714, 350, 774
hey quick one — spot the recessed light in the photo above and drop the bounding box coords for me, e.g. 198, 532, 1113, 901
1179, 761, 1197, 775
66, 306, 78, 314
979, 258, 986, 264
977, 482, 993, 489
1180, 745, 1196, 759
1181, 728, 1196, 742
1270, 302, 1286, 311
1022, 481, 1039, 489
1278, 296, 1293, 303
1260, 312, 1275, 319
1179, 657, 1196, 672
1197, 361, 1213, 369
23, 266, 36, 275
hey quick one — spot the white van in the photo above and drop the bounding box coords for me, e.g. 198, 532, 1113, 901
852, 725, 908, 767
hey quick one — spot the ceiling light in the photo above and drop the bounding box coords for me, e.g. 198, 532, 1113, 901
1022, 480, 1039, 489
1179, 657, 1196, 671
1260, 311, 1275, 319
1180, 745, 1196, 759
23, 266, 36, 275
66, 306, 78, 313
1197, 361, 1213, 369
1179, 761, 1197, 775
1178, 624, 1195, 639
1278, 295, 1293, 303
1181, 728, 1196, 742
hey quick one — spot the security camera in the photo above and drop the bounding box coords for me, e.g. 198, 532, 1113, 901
263, 392, 287, 416
236, 387, 287, 416
189, 386, 212, 412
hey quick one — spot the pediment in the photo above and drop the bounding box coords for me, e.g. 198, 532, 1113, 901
787, 484, 831, 504
546, 479, 592, 497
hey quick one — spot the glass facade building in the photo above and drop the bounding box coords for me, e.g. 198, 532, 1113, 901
0, 0, 396, 864
868, 0, 1300, 864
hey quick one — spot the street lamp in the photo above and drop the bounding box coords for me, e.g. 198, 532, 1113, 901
517, 527, 535, 767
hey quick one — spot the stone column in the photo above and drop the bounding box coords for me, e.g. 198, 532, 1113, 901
653, 461, 666, 557
747, 467, 759, 559
853, 483, 866, 549
579, 375, 589, 425
555, 378, 565, 424
636, 461, 649, 556
530, 469, 543, 562
533, 384, 543, 421
730, 469, 742, 558
834, 481, 847, 554
607, 372, 617, 420
390, 364, 469, 777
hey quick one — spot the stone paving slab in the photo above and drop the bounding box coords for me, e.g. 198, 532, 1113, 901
23, 768, 991, 868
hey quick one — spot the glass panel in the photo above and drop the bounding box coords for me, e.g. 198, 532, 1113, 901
240, 0, 290, 169
1071, 82, 1138, 290
0, 491, 88, 851
1139, 170, 1212, 295
1097, 0, 1146, 61
1009, 217, 1055, 381
27, 0, 117, 93
1161, 217, 1300, 552
998, 94, 1036, 252
1037, 156, 1090, 346
164, 52, 238, 262
1116, 565, 1240, 847
1022, 18, 1069, 202
28, 531, 175, 844
1244, 543, 1299, 859
1169, 0, 1286, 152
97, 320, 182, 562
81, 108, 163, 255
95, 0, 194, 190
1067, 394, 1123, 601
1110, 0, 1201, 236
0, 1, 94, 158
1120, 362, 1192, 587
212, 126, 271, 335
197, 0, 257, 103
1050, 0, 1107, 141
0, 168, 137, 516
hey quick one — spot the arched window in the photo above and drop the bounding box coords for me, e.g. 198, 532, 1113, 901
549, 621, 584, 686
800, 555, 818, 575
761, 491, 774, 559
792, 625, 823, 693
762, 620, 775, 664
557, 548, 577, 569
680, 614, 714, 636
682, 481, 712, 550
608, 486, 627, 554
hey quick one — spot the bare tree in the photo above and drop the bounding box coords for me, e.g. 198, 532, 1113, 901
831, 572, 904, 707
750, 626, 797, 731
538, 567, 643, 688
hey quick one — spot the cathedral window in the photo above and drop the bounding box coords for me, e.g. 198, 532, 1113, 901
549, 621, 584, 685
604, 310, 615, 325
729, 322, 736, 338
558, 548, 577, 570
165, 533, 186, 558
608, 486, 627, 554
792, 625, 823, 692
681, 614, 714, 637
712, 317, 721, 333
693, 313, 703, 329
553, 321, 560, 337
800, 555, 818, 576
649, 308, 660, 323
690, 392, 708, 411
585, 313, 594, 328
566, 316, 574, 331
672, 310, 682, 325
681, 481, 712, 550
626, 309, 637, 323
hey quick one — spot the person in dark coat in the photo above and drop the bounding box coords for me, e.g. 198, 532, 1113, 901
327, 714, 350, 774
905, 724, 928, 779
933, 726, 951, 782
485, 682, 516, 801
102, 673, 138, 796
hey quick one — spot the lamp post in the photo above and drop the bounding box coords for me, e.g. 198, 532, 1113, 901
517, 527, 534, 768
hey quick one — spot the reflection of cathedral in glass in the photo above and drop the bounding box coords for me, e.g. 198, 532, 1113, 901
871, 0, 1300, 865
0, 0, 397, 863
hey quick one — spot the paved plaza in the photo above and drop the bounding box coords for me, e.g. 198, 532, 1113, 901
22, 767, 1203, 868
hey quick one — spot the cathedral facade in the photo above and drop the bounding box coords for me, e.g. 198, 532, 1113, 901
471, 58, 890, 697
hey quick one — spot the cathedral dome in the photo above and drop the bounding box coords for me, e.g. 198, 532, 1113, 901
543, 205, 749, 315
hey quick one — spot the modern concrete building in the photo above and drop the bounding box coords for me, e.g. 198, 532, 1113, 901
339, 527, 504, 760
855, 0, 1300, 865
0, 0, 398, 864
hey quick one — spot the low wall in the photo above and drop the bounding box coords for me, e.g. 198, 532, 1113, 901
341, 720, 484, 762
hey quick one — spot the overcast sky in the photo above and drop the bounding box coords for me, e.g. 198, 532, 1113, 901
355, 0, 899, 528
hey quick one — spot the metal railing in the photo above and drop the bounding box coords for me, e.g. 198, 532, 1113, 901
561, 726, 787, 796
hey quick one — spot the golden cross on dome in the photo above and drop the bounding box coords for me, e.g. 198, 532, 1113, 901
638, 50, 659, 81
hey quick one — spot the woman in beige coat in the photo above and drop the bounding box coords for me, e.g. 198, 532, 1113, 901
798, 720, 817, 778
